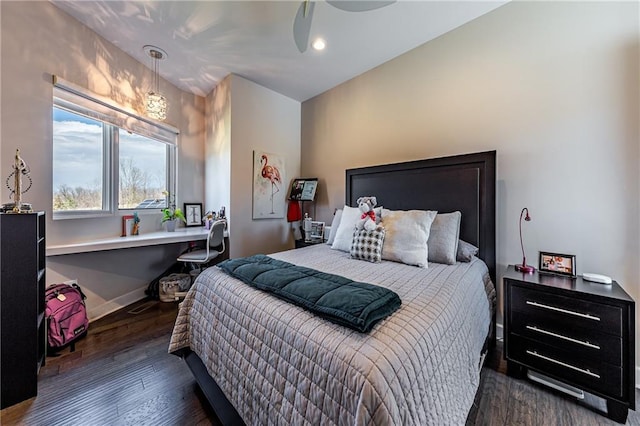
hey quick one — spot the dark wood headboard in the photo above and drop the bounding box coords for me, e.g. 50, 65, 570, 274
345, 151, 496, 282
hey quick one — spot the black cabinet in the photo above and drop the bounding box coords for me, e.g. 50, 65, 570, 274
503, 266, 635, 423
0, 212, 46, 408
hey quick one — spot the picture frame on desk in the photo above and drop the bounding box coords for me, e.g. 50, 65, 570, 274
539, 251, 576, 277
184, 203, 203, 227
121, 215, 134, 237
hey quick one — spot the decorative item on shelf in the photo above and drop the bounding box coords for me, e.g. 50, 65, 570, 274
161, 191, 186, 232
132, 212, 140, 236
303, 213, 313, 242
515, 207, 535, 273
143, 45, 168, 121
538, 251, 576, 277
121, 214, 134, 237
203, 211, 215, 230
2, 149, 33, 214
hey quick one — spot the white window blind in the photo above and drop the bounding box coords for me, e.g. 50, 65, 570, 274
52, 75, 179, 145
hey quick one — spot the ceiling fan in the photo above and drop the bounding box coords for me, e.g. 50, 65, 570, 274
293, 0, 396, 53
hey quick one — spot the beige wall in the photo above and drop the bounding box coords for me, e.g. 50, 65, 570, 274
205, 75, 232, 219
229, 75, 301, 257
1, 2, 205, 319
204, 74, 301, 258
302, 1, 639, 333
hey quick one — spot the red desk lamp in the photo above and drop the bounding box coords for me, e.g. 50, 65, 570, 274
515, 207, 535, 273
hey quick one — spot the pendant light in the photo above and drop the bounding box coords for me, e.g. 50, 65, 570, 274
143, 45, 168, 121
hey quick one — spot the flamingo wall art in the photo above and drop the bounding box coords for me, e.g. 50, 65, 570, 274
253, 150, 286, 219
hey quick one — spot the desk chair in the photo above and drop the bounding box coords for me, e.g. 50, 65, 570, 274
177, 220, 226, 269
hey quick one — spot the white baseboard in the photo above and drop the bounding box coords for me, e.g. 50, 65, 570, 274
87, 285, 148, 322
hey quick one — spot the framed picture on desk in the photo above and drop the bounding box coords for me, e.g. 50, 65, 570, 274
184, 203, 203, 227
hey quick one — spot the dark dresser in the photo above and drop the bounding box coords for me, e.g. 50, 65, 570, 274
0, 212, 47, 408
503, 265, 635, 423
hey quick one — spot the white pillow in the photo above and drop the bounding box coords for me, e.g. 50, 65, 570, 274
326, 209, 343, 245
380, 209, 437, 268
331, 205, 382, 252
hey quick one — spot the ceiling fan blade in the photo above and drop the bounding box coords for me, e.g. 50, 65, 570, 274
326, 1, 395, 12
293, 1, 315, 53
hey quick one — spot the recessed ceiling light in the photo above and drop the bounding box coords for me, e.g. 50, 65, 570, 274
311, 38, 326, 51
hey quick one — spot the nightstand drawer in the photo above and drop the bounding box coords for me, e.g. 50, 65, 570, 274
508, 334, 623, 398
510, 311, 622, 366
510, 285, 623, 336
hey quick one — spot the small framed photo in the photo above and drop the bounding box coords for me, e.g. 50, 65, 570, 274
539, 251, 576, 277
121, 215, 134, 237
309, 221, 325, 242
183, 203, 203, 227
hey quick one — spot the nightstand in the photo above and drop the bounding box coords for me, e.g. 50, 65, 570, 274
503, 266, 635, 423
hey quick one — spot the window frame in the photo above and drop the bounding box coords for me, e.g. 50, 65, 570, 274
52, 76, 178, 220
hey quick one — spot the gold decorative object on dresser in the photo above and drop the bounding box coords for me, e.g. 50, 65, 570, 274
503, 265, 635, 423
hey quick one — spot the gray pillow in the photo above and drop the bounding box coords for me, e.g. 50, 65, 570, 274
326, 209, 342, 245
457, 239, 479, 262
427, 211, 461, 265
350, 227, 385, 263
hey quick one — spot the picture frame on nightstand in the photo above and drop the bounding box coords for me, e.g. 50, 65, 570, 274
538, 251, 576, 277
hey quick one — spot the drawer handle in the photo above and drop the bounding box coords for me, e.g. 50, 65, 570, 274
526, 350, 600, 378
526, 326, 600, 349
526, 301, 600, 321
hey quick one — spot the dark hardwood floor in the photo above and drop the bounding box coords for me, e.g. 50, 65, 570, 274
1, 298, 638, 425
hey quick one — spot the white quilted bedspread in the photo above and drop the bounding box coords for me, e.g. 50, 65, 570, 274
169, 244, 494, 425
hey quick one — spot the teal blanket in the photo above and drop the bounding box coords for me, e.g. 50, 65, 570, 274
218, 255, 401, 333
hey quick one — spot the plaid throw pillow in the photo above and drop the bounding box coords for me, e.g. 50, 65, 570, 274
350, 227, 386, 263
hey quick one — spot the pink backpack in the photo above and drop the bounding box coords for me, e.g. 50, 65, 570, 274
45, 283, 89, 351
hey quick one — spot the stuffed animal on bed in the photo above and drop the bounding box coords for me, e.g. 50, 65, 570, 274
355, 196, 379, 231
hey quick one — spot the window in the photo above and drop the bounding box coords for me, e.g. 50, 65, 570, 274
52, 77, 178, 218
118, 129, 168, 209
53, 108, 106, 211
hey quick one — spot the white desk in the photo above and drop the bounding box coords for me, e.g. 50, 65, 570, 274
46, 227, 211, 257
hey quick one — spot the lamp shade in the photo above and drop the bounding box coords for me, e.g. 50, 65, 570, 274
146, 91, 167, 121
143, 45, 168, 121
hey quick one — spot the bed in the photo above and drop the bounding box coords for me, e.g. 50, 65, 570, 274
169, 150, 497, 425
